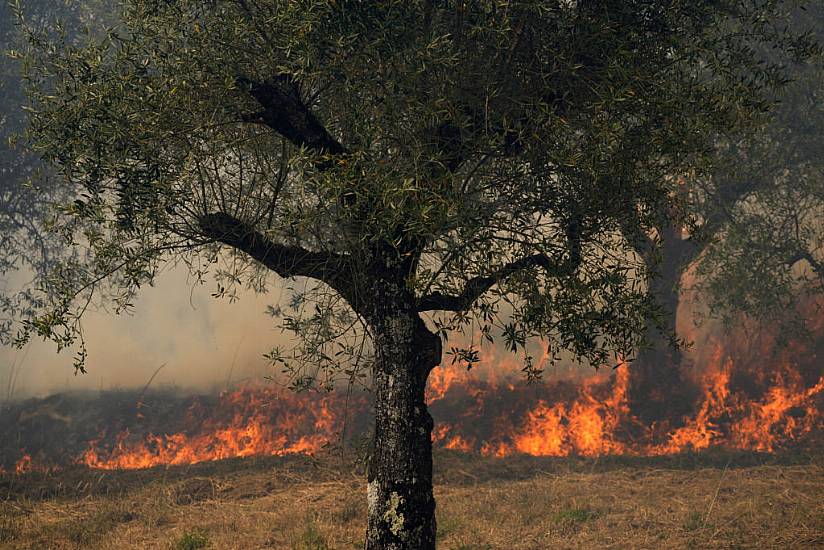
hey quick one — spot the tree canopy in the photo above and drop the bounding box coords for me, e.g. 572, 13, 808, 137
12, 1, 812, 371
695, 50, 824, 326
0, 0, 113, 347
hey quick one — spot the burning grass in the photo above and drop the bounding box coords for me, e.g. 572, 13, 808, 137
2, 303, 822, 474
3, 341, 821, 475
0, 449, 822, 549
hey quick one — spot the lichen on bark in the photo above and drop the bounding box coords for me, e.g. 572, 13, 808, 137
383, 491, 405, 537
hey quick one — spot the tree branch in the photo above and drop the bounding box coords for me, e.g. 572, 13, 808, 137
199, 212, 357, 303
237, 75, 347, 157
416, 252, 574, 312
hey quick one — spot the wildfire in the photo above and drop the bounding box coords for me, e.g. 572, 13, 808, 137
507, 365, 631, 457
430, 346, 823, 457
79, 387, 365, 470
72, 340, 822, 472
3, 324, 822, 474
14, 454, 33, 474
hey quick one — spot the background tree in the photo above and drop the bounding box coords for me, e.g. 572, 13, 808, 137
1, 0, 117, 398
8, 1, 812, 548
626, 9, 824, 422
0, 0, 59, 339
1, 0, 113, 346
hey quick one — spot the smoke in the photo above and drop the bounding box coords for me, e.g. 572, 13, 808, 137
0, 263, 732, 400
0, 266, 293, 398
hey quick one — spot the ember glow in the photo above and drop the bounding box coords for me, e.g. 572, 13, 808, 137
14, 454, 33, 474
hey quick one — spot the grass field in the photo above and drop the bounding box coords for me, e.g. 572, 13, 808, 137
0, 450, 822, 549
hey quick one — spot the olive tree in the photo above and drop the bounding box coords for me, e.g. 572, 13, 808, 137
11, 1, 807, 547
625, 9, 824, 421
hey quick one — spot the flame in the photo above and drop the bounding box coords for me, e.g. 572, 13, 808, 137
4, 310, 823, 473
425, 366, 464, 403
651, 350, 731, 454
73, 346, 824, 469
511, 365, 631, 457
427, 342, 822, 458
14, 454, 33, 474
431, 425, 474, 452
731, 373, 824, 451
79, 387, 361, 470
651, 353, 824, 455
5, 453, 55, 475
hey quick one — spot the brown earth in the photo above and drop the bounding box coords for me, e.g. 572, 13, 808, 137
0, 450, 822, 549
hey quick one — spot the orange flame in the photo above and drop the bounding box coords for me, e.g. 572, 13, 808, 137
4, 314, 822, 473
79, 387, 357, 470
14, 454, 33, 475
510, 365, 631, 457
428, 346, 822, 458
76, 351, 821, 469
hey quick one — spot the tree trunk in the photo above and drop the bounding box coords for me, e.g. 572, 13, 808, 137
629, 228, 698, 423
629, 269, 685, 422
365, 275, 440, 550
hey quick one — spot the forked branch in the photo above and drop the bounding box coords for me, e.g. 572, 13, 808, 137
237, 75, 347, 157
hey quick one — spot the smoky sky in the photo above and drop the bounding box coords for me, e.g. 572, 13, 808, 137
0, 264, 630, 399
0, 267, 294, 398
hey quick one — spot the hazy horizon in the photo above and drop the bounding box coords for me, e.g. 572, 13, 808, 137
1, 266, 292, 399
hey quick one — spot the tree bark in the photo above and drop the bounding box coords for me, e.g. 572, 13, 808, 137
629, 228, 698, 423
365, 274, 440, 550
629, 267, 686, 422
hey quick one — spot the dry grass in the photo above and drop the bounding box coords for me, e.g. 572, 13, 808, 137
0, 450, 822, 549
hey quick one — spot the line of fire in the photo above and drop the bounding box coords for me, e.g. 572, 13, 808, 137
4, 295, 822, 473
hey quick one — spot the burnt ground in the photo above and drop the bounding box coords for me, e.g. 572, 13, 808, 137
0, 448, 822, 549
